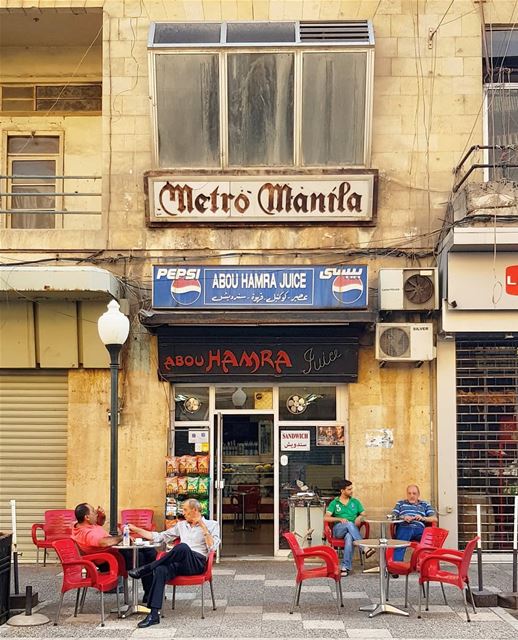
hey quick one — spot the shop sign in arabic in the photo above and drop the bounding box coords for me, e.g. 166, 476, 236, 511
157, 338, 359, 382
281, 430, 311, 451
146, 174, 377, 224
152, 265, 368, 309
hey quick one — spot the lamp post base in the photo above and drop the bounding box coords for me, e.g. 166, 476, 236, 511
497, 592, 518, 609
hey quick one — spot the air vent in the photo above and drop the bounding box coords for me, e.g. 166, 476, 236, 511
299, 21, 373, 44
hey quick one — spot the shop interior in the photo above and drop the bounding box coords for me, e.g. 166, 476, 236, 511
219, 414, 274, 556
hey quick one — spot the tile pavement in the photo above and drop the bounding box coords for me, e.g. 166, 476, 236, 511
0, 560, 517, 639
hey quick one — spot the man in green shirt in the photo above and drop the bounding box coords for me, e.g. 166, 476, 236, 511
325, 479, 371, 576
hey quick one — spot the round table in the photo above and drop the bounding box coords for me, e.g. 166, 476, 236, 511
113, 541, 161, 618
354, 538, 410, 618
362, 518, 402, 574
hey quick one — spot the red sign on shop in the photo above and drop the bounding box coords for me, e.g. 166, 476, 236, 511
506, 265, 518, 295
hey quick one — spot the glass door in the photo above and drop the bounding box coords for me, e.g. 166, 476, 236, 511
213, 412, 274, 556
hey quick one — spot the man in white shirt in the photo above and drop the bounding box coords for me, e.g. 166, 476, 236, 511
128, 498, 220, 628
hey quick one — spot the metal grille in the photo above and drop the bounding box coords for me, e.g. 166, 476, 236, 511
456, 339, 518, 552
299, 21, 372, 44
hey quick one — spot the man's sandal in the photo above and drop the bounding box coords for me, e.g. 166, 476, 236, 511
340, 568, 350, 577
365, 548, 376, 559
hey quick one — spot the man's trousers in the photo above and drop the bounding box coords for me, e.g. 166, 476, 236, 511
145, 543, 207, 610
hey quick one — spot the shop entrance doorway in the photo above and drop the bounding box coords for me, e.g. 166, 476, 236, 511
214, 413, 274, 556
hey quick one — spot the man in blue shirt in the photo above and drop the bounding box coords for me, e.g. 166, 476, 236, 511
391, 484, 437, 562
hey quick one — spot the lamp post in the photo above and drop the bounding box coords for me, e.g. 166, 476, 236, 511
97, 300, 130, 536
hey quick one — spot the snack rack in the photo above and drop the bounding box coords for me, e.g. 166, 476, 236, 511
165, 454, 210, 528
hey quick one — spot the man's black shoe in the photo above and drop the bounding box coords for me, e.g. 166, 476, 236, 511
129, 566, 147, 580
137, 612, 160, 628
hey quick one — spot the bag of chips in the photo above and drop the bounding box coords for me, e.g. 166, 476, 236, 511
199, 498, 209, 517
177, 476, 188, 493
165, 478, 175, 497
184, 455, 198, 474
178, 456, 188, 474
176, 499, 185, 515
165, 457, 175, 477
169, 476, 179, 493
187, 475, 200, 493
165, 497, 177, 518
198, 476, 209, 495
197, 455, 209, 474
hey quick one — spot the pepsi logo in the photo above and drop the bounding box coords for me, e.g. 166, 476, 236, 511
332, 275, 364, 305
170, 278, 202, 306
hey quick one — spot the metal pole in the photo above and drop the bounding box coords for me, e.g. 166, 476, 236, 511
107, 344, 122, 536
476, 503, 483, 591
513, 496, 518, 593
12, 550, 19, 594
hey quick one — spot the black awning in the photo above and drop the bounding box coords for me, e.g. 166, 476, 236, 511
139, 308, 377, 332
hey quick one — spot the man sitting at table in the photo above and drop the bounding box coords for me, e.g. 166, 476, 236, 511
391, 484, 438, 562
71, 503, 156, 600
127, 498, 220, 629
324, 479, 374, 577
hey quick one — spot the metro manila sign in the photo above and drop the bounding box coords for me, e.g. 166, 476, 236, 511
146, 174, 377, 223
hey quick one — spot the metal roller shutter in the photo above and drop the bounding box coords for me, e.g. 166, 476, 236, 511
456, 339, 518, 553
0, 372, 68, 563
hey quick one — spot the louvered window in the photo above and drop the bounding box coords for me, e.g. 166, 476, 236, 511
149, 21, 374, 169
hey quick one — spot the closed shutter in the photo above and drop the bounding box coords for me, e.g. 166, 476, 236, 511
0, 372, 68, 562
456, 339, 518, 553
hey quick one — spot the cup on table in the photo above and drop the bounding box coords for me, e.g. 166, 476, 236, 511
134, 537, 144, 546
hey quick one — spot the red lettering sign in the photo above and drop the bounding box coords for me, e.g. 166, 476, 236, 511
506, 265, 518, 296
163, 348, 293, 374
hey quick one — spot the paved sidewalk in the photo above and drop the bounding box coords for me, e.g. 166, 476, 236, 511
1, 560, 517, 639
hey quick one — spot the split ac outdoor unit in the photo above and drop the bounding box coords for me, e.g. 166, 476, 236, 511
379, 268, 439, 311
375, 323, 435, 362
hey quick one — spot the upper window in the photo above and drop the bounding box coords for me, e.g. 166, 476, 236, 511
483, 26, 518, 180
1, 84, 102, 113
6, 135, 61, 229
149, 21, 374, 169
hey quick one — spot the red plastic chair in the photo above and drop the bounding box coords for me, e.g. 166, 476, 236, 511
283, 532, 343, 615
31, 509, 76, 565
52, 538, 120, 627
385, 526, 449, 607
83, 547, 129, 605
418, 536, 479, 622
323, 519, 371, 566
157, 548, 216, 619
119, 508, 156, 531
230, 485, 262, 528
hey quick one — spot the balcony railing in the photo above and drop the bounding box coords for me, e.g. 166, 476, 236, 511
0, 174, 102, 228
453, 145, 518, 193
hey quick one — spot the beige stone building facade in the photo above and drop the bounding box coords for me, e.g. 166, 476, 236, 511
0, 1, 517, 559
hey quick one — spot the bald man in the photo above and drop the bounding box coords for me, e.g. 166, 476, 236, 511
391, 485, 437, 562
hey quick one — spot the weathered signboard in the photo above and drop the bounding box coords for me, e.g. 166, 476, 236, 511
145, 173, 377, 224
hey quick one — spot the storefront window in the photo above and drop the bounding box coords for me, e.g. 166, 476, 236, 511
278, 385, 336, 421
278, 425, 345, 549
215, 386, 273, 410
174, 386, 209, 422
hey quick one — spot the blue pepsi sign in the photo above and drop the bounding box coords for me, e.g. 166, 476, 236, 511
152, 265, 368, 309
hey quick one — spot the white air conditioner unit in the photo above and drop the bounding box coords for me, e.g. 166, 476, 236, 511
379, 268, 439, 311
375, 323, 435, 362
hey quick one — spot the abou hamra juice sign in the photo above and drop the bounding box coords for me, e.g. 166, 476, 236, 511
152, 265, 368, 310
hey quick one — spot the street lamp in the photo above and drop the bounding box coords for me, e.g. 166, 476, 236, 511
97, 300, 130, 535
